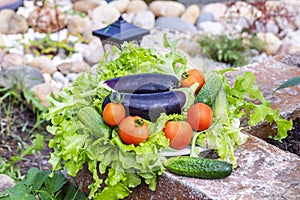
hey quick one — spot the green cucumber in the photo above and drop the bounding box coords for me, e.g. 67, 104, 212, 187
164, 156, 233, 179
196, 72, 222, 107
77, 106, 111, 139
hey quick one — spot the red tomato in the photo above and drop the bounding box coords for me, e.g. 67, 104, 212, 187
103, 102, 126, 126
180, 69, 205, 94
187, 103, 213, 131
118, 116, 149, 146
163, 121, 193, 150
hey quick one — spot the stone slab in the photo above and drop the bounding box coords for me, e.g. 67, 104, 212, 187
126, 134, 300, 200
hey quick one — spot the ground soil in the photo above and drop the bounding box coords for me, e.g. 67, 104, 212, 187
266, 117, 300, 157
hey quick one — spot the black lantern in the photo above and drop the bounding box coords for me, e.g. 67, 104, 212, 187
92, 16, 150, 49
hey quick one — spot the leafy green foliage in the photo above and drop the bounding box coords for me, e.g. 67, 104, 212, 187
274, 76, 300, 92
0, 83, 47, 180
44, 36, 291, 199
198, 34, 264, 67
22, 33, 78, 57
0, 168, 87, 200
222, 71, 292, 140
195, 70, 292, 166
44, 40, 188, 199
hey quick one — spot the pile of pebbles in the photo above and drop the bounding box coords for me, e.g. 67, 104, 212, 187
0, 0, 300, 106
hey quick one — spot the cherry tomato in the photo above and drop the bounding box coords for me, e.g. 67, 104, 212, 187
103, 102, 125, 126
163, 121, 193, 150
187, 103, 213, 131
118, 116, 149, 146
180, 69, 205, 94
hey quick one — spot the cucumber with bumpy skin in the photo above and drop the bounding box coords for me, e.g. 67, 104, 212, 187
77, 106, 111, 139
164, 156, 233, 179
196, 72, 222, 107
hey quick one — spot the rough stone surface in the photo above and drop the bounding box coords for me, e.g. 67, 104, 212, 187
149, 1, 185, 17
0, 174, 14, 192
0, 65, 44, 89
280, 51, 300, 68
0, 9, 28, 34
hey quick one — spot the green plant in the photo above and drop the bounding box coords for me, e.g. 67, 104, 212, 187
0, 167, 87, 200
0, 83, 47, 180
22, 33, 77, 57
274, 76, 300, 92
198, 34, 264, 67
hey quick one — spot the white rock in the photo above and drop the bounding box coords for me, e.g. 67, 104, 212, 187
181, 4, 200, 25
52, 71, 69, 85
43, 73, 52, 84
71, 52, 84, 62
133, 11, 155, 29
66, 73, 79, 83
83, 38, 105, 65
30, 83, 53, 107
122, 13, 135, 23
265, 20, 279, 34
73, 0, 100, 14
109, 0, 130, 13
16, 5, 35, 19
198, 21, 224, 35
1, 53, 27, 69
201, 3, 227, 21
74, 42, 88, 53
257, 32, 283, 55
0, 9, 28, 34
225, 1, 262, 24
29, 56, 56, 75
126, 0, 148, 14
68, 15, 92, 35
0, 34, 5, 47
91, 4, 120, 28
149, 1, 185, 17
0, 174, 14, 192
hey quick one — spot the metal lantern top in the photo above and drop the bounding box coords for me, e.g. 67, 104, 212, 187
92, 16, 150, 48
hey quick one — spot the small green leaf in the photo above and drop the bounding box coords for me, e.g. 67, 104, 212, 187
44, 171, 68, 195
274, 76, 300, 92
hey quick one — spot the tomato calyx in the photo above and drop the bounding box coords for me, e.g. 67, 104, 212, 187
135, 118, 145, 127
109, 92, 124, 104
181, 71, 189, 80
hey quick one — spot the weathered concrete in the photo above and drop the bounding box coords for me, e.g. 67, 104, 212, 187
126, 134, 300, 200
